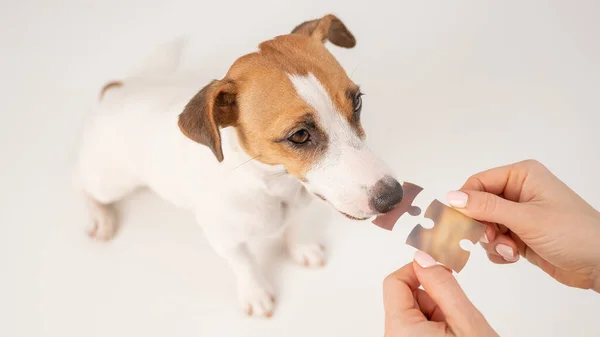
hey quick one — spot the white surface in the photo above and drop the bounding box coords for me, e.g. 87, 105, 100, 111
2, 0, 599, 336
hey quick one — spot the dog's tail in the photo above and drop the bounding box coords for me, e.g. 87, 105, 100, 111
132, 37, 187, 76
98, 37, 188, 101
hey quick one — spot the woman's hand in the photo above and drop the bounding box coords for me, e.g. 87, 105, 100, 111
383, 251, 499, 337
446, 159, 600, 292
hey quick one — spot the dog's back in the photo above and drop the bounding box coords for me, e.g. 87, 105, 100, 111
73, 41, 239, 240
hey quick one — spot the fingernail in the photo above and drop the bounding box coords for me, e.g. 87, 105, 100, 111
480, 233, 489, 243
496, 244, 518, 262
447, 190, 468, 208
414, 251, 437, 268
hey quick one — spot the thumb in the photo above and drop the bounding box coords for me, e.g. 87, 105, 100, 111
413, 251, 491, 335
446, 190, 532, 234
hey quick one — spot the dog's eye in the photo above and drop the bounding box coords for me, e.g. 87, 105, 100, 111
288, 129, 310, 144
353, 92, 363, 113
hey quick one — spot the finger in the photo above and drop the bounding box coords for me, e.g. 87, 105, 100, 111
446, 190, 533, 236
414, 289, 446, 322
460, 163, 513, 193
412, 251, 484, 329
486, 252, 512, 264
382, 262, 422, 317
459, 161, 531, 202
507, 232, 547, 270
483, 235, 520, 265
497, 223, 510, 235
484, 234, 520, 263
480, 222, 497, 243
383, 262, 430, 334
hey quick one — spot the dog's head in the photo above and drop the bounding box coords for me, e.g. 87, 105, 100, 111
178, 14, 403, 220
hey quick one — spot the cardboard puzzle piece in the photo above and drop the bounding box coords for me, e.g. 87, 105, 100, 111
405, 199, 486, 272
372, 182, 423, 231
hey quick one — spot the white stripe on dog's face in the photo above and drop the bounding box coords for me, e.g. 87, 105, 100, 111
288, 73, 363, 150
288, 73, 400, 219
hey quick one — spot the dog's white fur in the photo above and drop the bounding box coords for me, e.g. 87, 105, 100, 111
289, 73, 395, 219
74, 42, 321, 316
74, 40, 395, 317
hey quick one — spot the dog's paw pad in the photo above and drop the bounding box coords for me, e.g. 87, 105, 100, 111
87, 211, 117, 241
239, 284, 276, 318
289, 243, 326, 268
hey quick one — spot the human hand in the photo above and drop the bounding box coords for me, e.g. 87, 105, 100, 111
446, 159, 600, 292
383, 251, 499, 337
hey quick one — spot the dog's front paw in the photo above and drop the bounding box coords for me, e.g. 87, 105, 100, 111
288, 243, 326, 268
238, 279, 276, 318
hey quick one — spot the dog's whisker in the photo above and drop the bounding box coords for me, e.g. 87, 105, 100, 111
350, 61, 361, 79
271, 171, 288, 177
264, 169, 288, 178
232, 155, 261, 170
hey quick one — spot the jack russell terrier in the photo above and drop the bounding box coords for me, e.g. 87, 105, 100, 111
74, 14, 404, 318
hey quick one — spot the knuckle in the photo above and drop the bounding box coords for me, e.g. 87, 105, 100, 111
483, 193, 498, 214
463, 175, 485, 191
382, 273, 397, 290
428, 269, 455, 288
521, 158, 545, 171
521, 159, 539, 166
472, 193, 498, 215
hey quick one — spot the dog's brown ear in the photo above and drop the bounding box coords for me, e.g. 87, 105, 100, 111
291, 14, 356, 48
178, 80, 238, 162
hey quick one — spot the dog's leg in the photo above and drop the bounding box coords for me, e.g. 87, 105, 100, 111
285, 220, 327, 268
74, 156, 141, 241
219, 243, 276, 318
132, 37, 187, 76
80, 175, 139, 240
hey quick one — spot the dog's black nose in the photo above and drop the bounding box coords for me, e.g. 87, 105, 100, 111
369, 176, 404, 214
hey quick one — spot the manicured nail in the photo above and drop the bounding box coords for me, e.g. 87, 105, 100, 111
414, 251, 437, 268
496, 244, 518, 262
480, 233, 489, 243
447, 190, 468, 208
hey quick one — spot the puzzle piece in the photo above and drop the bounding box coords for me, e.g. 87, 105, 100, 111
372, 182, 423, 230
406, 199, 486, 272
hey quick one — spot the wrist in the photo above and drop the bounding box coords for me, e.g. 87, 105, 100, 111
593, 211, 600, 293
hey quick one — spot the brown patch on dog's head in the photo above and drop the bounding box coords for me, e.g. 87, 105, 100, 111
178, 14, 361, 177
178, 80, 238, 162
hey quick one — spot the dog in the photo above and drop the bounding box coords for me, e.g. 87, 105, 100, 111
73, 14, 404, 318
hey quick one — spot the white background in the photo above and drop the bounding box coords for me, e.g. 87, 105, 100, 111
1, 0, 599, 336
